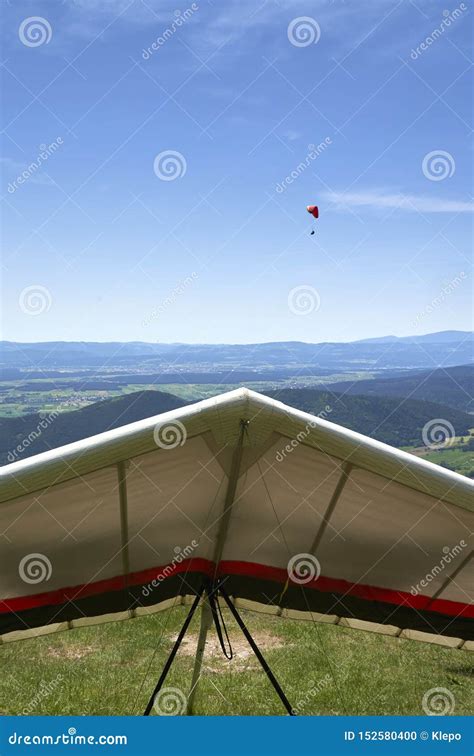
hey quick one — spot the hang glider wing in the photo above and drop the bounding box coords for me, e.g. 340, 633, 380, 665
0, 389, 472, 648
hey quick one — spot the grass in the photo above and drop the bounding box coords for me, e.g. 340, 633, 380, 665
1, 607, 472, 716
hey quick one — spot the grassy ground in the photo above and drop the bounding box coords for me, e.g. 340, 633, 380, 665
1, 607, 472, 716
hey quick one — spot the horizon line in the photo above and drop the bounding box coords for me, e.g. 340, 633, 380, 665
1, 329, 473, 348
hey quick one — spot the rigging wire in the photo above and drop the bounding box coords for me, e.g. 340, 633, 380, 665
128, 471, 226, 713
249, 426, 349, 715
208, 587, 234, 660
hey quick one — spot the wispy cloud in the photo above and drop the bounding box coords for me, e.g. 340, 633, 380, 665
282, 129, 302, 142
58, 0, 424, 49
322, 189, 474, 214
65, 0, 146, 16
22, 0, 442, 72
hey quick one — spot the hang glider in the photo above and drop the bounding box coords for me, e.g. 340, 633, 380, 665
0, 388, 472, 649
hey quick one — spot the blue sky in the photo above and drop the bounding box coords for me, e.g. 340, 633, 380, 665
1, 0, 472, 344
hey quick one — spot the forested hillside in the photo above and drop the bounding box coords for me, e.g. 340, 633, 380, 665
1, 387, 472, 465
327, 365, 473, 413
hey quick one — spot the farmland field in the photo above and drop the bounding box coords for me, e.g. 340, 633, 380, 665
0, 372, 374, 417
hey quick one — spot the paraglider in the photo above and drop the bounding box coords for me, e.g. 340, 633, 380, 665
307, 204, 319, 235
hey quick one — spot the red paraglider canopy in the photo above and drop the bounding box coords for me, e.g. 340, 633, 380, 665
306, 205, 319, 219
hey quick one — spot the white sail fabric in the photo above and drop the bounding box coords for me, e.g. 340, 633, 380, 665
0, 389, 472, 648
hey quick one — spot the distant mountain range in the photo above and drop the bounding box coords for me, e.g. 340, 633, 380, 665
355, 331, 471, 344
1, 332, 472, 465
1, 387, 472, 465
1, 331, 472, 371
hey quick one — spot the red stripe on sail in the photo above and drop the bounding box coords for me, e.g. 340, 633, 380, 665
1, 558, 472, 620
